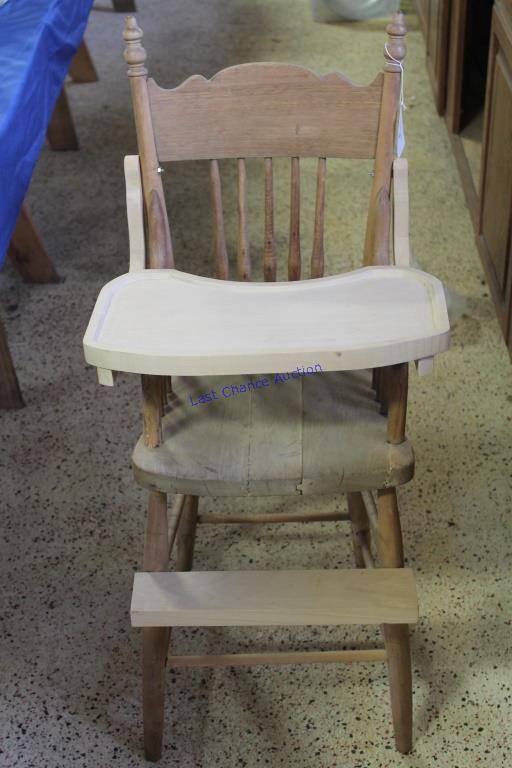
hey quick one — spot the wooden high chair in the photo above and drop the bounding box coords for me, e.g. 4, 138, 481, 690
83, 13, 450, 761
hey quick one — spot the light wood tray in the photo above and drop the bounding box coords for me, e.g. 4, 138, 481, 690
83, 266, 450, 377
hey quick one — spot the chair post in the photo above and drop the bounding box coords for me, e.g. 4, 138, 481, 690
346, 492, 371, 568
363, 12, 406, 266
377, 487, 412, 754
123, 17, 173, 269
140, 366, 168, 759
141, 375, 163, 448
384, 362, 408, 444
125, 19, 176, 745
175, 495, 199, 571
142, 490, 169, 762
379, 357, 411, 752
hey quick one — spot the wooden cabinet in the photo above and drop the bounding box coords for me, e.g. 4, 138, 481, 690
477, 0, 512, 344
427, 0, 451, 113
417, 0, 512, 356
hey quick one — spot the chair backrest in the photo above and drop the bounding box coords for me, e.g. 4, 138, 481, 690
122, 14, 406, 279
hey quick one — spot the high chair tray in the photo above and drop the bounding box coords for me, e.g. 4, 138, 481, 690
83, 266, 450, 377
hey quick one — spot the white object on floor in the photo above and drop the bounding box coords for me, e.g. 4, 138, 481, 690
312, 0, 399, 23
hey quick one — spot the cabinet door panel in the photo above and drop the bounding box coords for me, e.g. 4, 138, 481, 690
480, 52, 512, 299
426, 0, 451, 114
445, 0, 468, 134
478, 1, 512, 349
416, 0, 429, 36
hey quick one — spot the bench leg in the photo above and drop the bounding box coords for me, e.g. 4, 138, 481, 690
112, 0, 137, 11
0, 317, 24, 409
142, 491, 169, 762
8, 205, 59, 283
69, 40, 98, 83
377, 487, 413, 754
47, 88, 79, 151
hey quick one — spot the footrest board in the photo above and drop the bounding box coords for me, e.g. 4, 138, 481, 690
131, 569, 418, 628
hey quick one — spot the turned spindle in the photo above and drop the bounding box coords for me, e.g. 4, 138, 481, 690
384, 12, 407, 72
123, 17, 174, 269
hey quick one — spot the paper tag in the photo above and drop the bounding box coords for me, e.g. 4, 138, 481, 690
384, 43, 407, 158
396, 106, 405, 158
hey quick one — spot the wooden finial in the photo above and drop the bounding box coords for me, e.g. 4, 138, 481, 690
384, 11, 407, 72
123, 16, 147, 78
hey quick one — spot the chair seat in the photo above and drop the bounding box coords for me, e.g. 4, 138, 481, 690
83, 266, 450, 377
132, 370, 414, 496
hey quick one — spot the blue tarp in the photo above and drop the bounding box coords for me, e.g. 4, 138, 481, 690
0, 0, 93, 263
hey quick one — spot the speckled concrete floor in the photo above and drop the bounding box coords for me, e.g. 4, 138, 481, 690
1, 1, 511, 766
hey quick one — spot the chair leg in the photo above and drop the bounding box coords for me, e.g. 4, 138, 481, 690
142, 491, 169, 762
346, 492, 370, 568
377, 487, 412, 754
142, 626, 170, 762
175, 495, 199, 572
141, 493, 198, 760
377, 487, 404, 566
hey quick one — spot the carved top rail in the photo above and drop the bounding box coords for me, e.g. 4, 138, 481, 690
147, 64, 384, 162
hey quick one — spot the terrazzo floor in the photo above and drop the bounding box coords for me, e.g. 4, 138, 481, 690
1, 1, 511, 766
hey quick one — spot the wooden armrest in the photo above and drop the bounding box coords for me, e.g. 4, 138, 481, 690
96, 155, 145, 384
392, 159, 436, 375
392, 158, 411, 267
124, 155, 146, 272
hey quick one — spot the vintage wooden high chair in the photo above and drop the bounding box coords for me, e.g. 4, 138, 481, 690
83, 13, 450, 761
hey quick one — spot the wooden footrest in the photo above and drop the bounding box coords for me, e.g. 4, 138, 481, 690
131, 569, 418, 628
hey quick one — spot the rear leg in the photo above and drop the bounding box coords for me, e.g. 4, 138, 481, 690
346, 492, 371, 568
377, 487, 412, 754
142, 491, 169, 762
